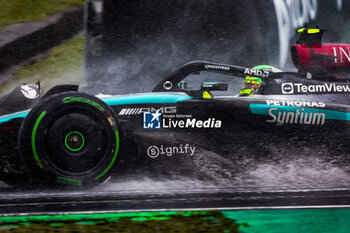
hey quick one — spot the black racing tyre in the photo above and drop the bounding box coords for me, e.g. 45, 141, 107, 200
19, 91, 120, 187
0, 163, 28, 187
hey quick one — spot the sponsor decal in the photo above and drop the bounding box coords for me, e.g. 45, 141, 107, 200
62, 97, 105, 112
244, 68, 269, 78
21, 84, 40, 99
119, 106, 176, 115
147, 144, 196, 158
333, 47, 350, 63
266, 100, 325, 108
267, 107, 325, 125
281, 83, 350, 94
202, 83, 216, 88
204, 64, 230, 71
250, 103, 350, 123
143, 111, 162, 129
281, 83, 294, 94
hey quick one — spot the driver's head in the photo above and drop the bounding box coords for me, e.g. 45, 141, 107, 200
239, 65, 281, 96
240, 76, 261, 96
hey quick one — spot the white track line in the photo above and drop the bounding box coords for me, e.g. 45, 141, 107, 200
1, 205, 350, 217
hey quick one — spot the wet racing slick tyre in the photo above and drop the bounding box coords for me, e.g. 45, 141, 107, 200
19, 91, 120, 188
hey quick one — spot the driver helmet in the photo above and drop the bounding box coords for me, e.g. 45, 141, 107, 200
239, 65, 281, 96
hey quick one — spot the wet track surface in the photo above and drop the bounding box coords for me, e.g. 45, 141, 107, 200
0, 181, 350, 215
1, 151, 350, 215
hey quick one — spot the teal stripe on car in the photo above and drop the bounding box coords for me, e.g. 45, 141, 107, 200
203, 82, 220, 84
0, 111, 29, 123
250, 104, 350, 121
0, 94, 192, 124
102, 94, 192, 106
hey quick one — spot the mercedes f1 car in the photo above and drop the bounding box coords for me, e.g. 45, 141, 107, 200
1, 27, 350, 187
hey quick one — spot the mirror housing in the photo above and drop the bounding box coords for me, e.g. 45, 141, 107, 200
201, 82, 228, 91
178, 81, 188, 89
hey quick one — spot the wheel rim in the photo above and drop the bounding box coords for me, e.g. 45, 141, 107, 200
64, 131, 85, 152
44, 109, 109, 174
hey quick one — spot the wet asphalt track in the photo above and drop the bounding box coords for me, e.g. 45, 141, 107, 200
0, 181, 350, 215
1, 151, 350, 215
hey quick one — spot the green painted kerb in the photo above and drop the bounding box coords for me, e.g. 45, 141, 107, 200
1, 209, 350, 233
31, 111, 47, 169
0, 211, 245, 233
94, 127, 120, 180
0, 211, 191, 223
64, 131, 85, 152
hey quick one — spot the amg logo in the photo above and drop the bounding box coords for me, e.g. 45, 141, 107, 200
204, 64, 230, 71
119, 106, 176, 115
267, 108, 325, 125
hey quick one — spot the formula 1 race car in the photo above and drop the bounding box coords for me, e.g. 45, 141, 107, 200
1, 27, 350, 188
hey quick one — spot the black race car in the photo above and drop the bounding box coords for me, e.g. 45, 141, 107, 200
1, 27, 350, 188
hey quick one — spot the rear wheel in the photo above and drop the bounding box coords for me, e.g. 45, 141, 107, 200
19, 91, 120, 187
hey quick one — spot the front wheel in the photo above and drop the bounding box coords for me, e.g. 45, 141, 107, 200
19, 91, 120, 187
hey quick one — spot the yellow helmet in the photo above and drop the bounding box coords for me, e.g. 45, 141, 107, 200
239, 65, 281, 96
